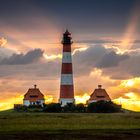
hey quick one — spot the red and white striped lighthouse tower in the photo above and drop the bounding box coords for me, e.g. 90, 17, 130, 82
59, 30, 75, 106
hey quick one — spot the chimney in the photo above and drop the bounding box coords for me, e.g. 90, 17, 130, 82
98, 85, 102, 89
34, 84, 37, 89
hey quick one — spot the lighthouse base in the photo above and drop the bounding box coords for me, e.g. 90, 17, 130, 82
59, 98, 75, 107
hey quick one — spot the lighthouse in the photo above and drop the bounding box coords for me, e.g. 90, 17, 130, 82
59, 30, 75, 106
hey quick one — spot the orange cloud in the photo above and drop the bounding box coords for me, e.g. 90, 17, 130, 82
0, 94, 54, 111
0, 94, 23, 111
0, 38, 7, 47
113, 92, 140, 112
44, 95, 54, 104
109, 78, 140, 112
43, 53, 62, 60
75, 93, 90, 104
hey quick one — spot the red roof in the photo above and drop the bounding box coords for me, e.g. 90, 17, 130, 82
89, 85, 111, 102
24, 85, 44, 102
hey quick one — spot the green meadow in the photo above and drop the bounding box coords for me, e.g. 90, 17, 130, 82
0, 110, 140, 139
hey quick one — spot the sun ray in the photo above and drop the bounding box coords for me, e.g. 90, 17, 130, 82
120, 3, 140, 51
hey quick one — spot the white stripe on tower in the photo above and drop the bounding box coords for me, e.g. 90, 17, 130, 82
62, 52, 72, 63
61, 74, 73, 85
59, 30, 75, 107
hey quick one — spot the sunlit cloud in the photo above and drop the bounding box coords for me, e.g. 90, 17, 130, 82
43, 53, 62, 60
75, 93, 90, 104
108, 78, 140, 97
120, 78, 140, 88
90, 68, 102, 77
44, 95, 54, 104
108, 77, 140, 112
113, 92, 140, 112
125, 92, 137, 99
72, 46, 88, 55
89, 68, 115, 86
43, 45, 88, 61
0, 94, 23, 111
0, 38, 7, 47
104, 44, 125, 54
0, 94, 54, 111
122, 80, 135, 87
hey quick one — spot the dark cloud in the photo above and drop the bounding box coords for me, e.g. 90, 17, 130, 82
96, 51, 129, 68
74, 45, 109, 65
73, 45, 140, 79
100, 52, 140, 79
120, 53, 140, 77
0, 44, 139, 81
0, 61, 61, 80
73, 45, 106, 76
73, 45, 128, 76
0, 49, 43, 65
0, 48, 60, 79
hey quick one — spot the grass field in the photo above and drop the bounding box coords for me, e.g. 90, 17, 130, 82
0, 110, 140, 139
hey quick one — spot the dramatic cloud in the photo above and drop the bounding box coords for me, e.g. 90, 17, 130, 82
96, 51, 129, 68
102, 51, 140, 80
0, 0, 140, 111
0, 49, 44, 65
72, 44, 140, 81
73, 45, 109, 76
73, 45, 129, 76
0, 44, 139, 81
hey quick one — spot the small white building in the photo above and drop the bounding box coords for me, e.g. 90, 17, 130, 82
23, 85, 45, 106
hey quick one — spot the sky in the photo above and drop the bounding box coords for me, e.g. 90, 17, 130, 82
0, 0, 140, 111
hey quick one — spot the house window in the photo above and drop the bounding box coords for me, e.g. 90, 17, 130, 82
96, 96, 105, 98
30, 95, 38, 98
36, 101, 41, 105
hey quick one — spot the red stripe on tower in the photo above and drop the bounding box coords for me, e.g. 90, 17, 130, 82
59, 30, 75, 106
